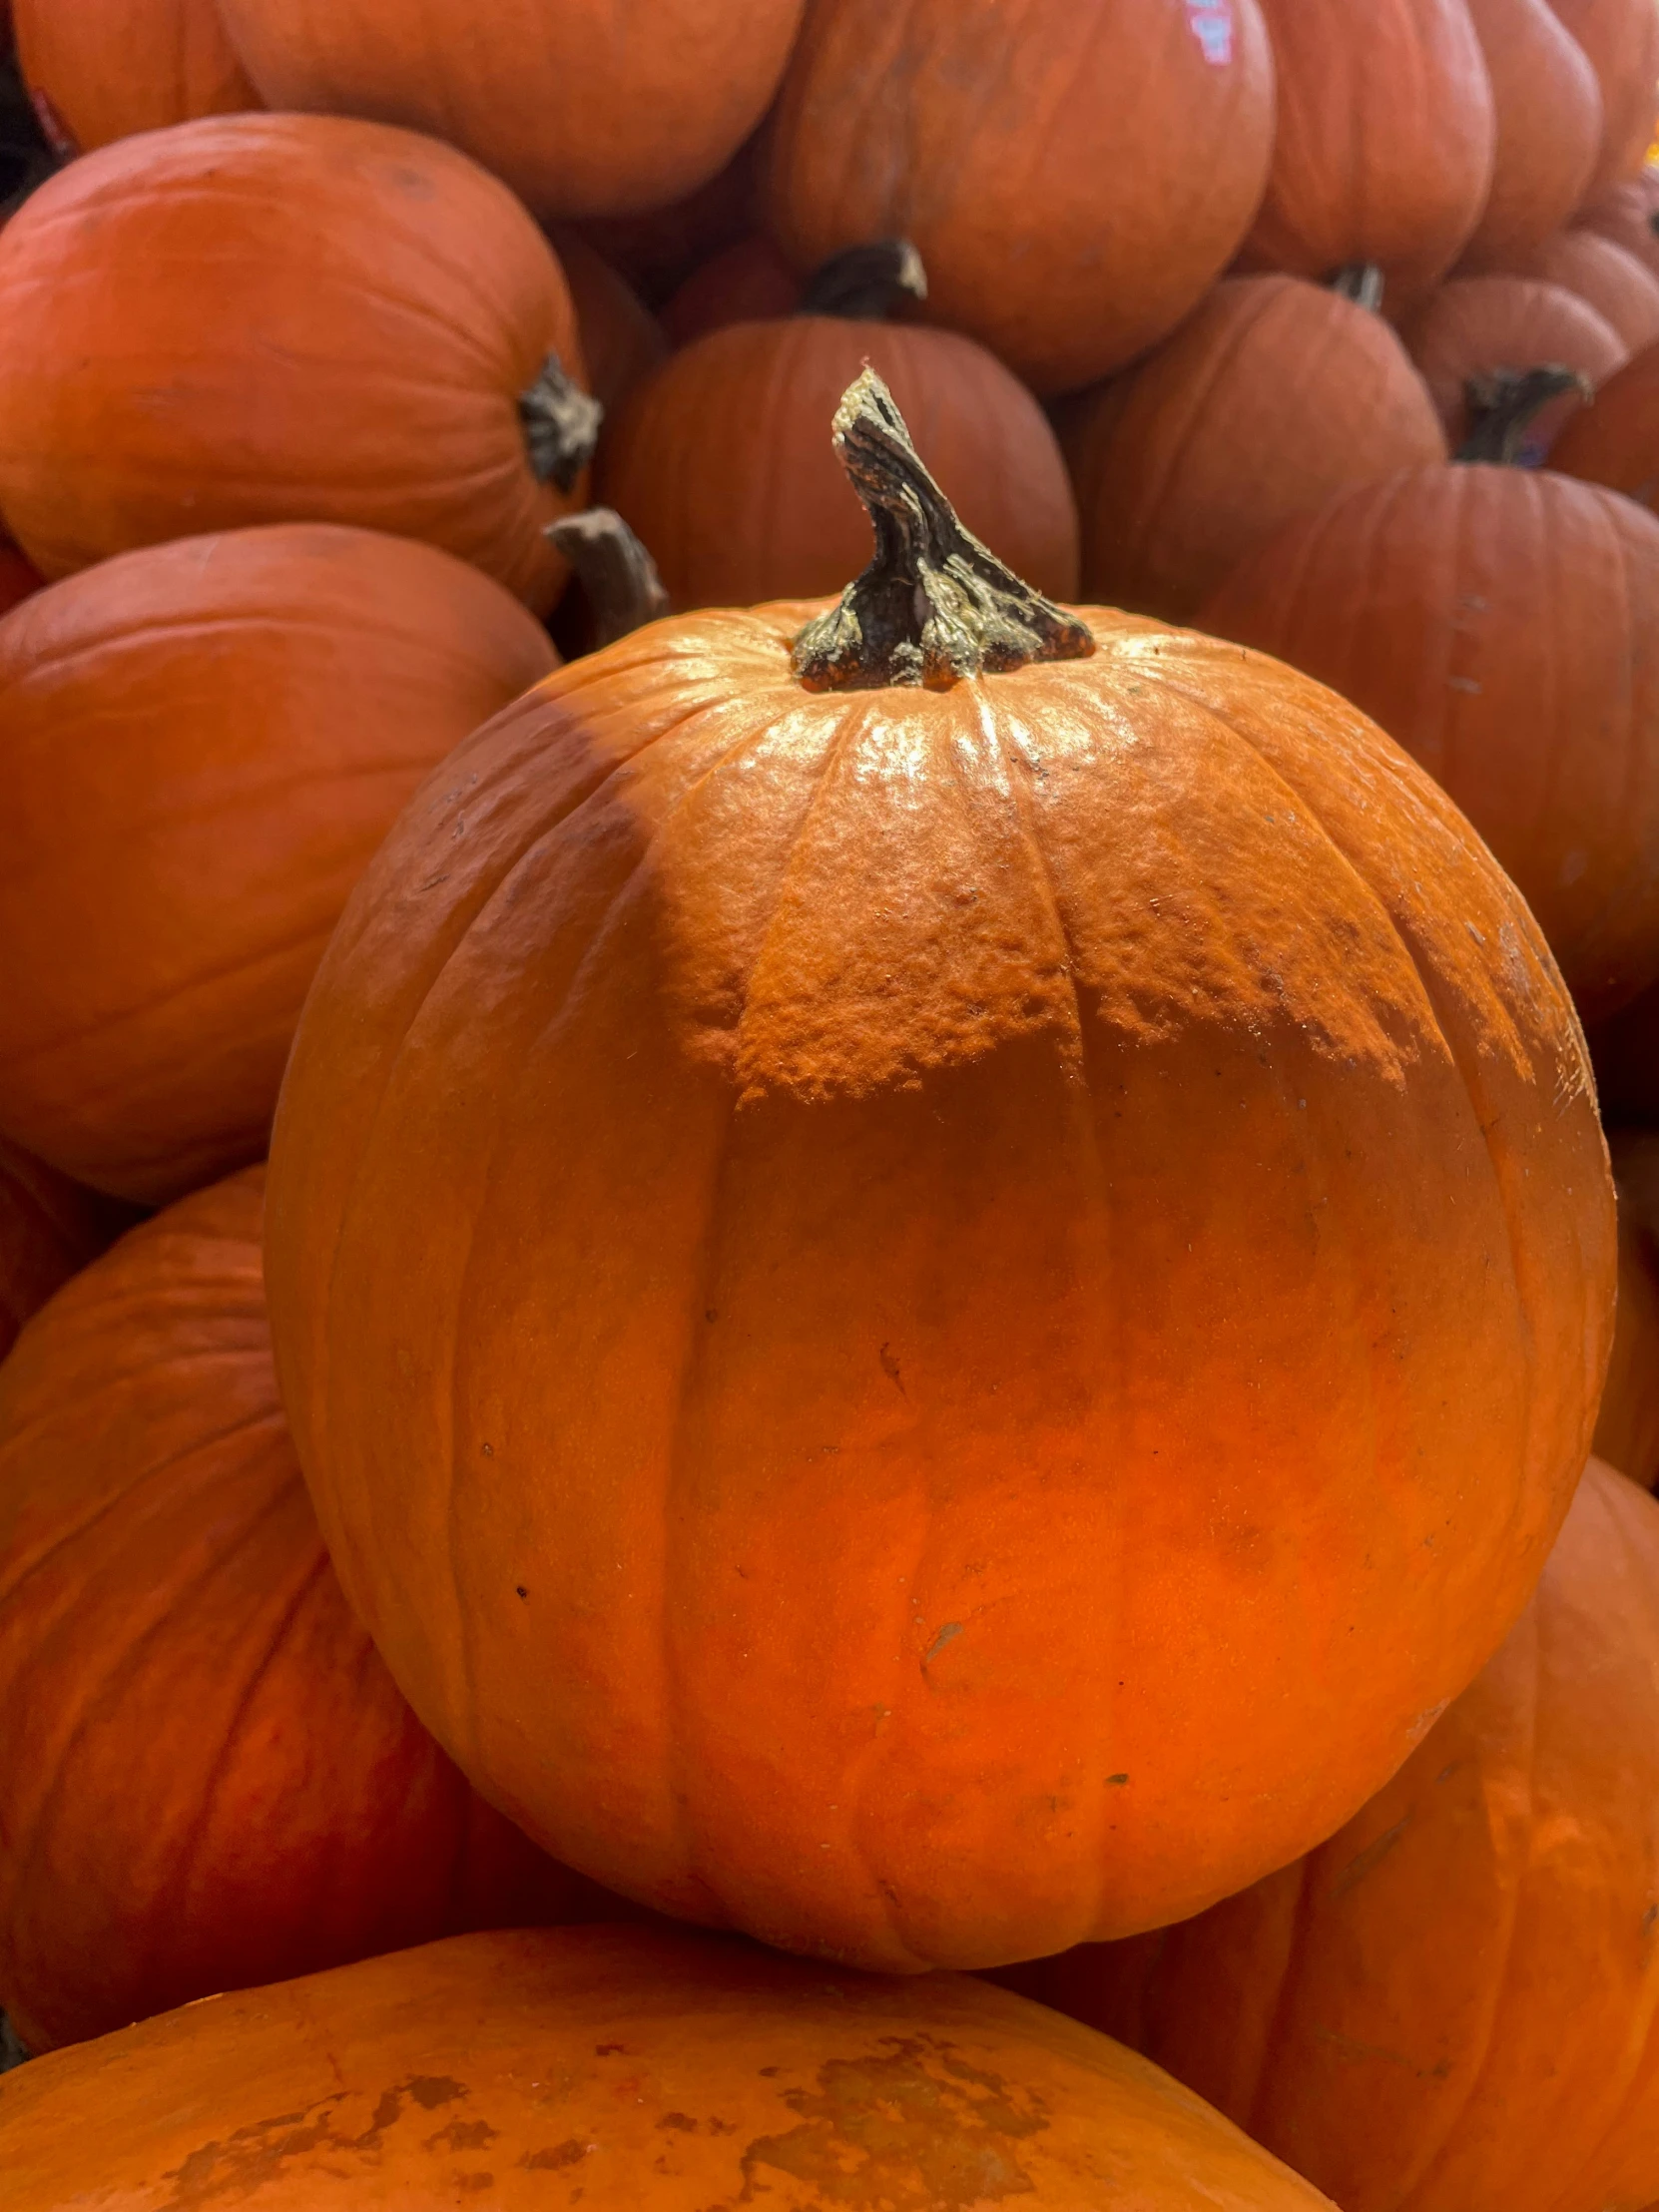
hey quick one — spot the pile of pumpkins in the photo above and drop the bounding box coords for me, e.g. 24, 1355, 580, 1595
6, 0, 1659, 2205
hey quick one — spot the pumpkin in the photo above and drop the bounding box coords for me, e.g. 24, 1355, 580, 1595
575, 131, 765, 306
0, 113, 597, 610
1576, 171, 1659, 283
997, 1457, 1659, 2212
1403, 274, 1625, 448
0, 1139, 122, 1366
2, 1924, 1340, 2210
1199, 455, 1659, 1023
661, 234, 804, 347
1547, 0, 1659, 196
264, 370, 1611, 1975
0, 522, 555, 1206
1516, 226, 1659, 350
598, 246, 1080, 608
1455, 0, 1604, 270
1589, 975, 1659, 1114
550, 231, 669, 417
1056, 273, 1447, 625
0, 1169, 622, 2056
1239, 0, 1495, 307
14, 0, 259, 156
0, 545, 39, 620
762, 0, 1276, 397
1595, 1133, 1659, 1488
1552, 330, 1659, 505
215, 0, 804, 224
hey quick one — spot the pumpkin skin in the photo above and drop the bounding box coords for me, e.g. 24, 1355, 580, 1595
1402, 275, 1626, 448
1589, 975, 1659, 1114
0, 545, 40, 620
1518, 226, 1659, 351
1239, 0, 1495, 306
0, 113, 591, 610
1057, 275, 1447, 624
598, 320, 1080, 609
0, 1169, 620, 2057
995, 1457, 1659, 2212
0, 1925, 1340, 2211
1456, 0, 1603, 270
1199, 465, 1659, 1025
575, 132, 764, 307
1547, 0, 1659, 196
1552, 334, 1659, 505
1576, 173, 1659, 284
551, 232, 669, 417
0, 1139, 121, 1365
762, 0, 1277, 396
216, 0, 805, 224
14, 0, 260, 156
661, 235, 803, 347
1595, 1133, 1659, 1489
265, 552, 1610, 1972
0, 523, 556, 1206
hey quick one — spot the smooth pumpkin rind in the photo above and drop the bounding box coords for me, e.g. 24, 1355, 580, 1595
1457, 0, 1603, 270
14, 0, 260, 154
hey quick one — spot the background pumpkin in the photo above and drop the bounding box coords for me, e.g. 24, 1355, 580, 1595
14, 0, 259, 156
1239, 0, 1495, 307
1198, 462, 1659, 1025
996, 1456, 1659, 2212
1056, 274, 1447, 624
1551, 327, 1659, 504
1589, 973, 1659, 1116
0, 112, 595, 611
0, 1169, 621, 2056
0, 1138, 122, 1366
1546, 0, 1659, 197
265, 377, 1610, 1978
1576, 171, 1659, 283
660, 234, 804, 347
1514, 226, 1659, 351
215, 0, 805, 223
550, 230, 669, 417
1454, 0, 1603, 270
1596, 1133, 1659, 1489
0, 522, 555, 1205
761, 0, 1277, 396
1, 1925, 1342, 2210
1402, 275, 1625, 449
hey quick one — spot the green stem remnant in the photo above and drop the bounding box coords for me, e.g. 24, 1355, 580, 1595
520, 353, 604, 491
792, 369, 1094, 693
547, 508, 670, 649
800, 239, 928, 320
1331, 265, 1385, 312
1456, 364, 1593, 464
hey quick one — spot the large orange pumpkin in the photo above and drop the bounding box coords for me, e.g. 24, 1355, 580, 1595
1456, 0, 1604, 270
762, 0, 1276, 396
1596, 1133, 1659, 1488
1403, 274, 1625, 448
0, 1169, 620, 2057
598, 251, 1079, 608
1240, 0, 1495, 306
215, 0, 804, 224
1, 1925, 1340, 2209
0, 113, 595, 610
1517, 226, 1659, 350
1576, 172, 1659, 283
997, 1456, 1659, 2212
15, 0, 260, 156
1057, 274, 1447, 624
1199, 462, 1659, 1025
265, 371, 1612, 1976
0, 523, 555, 1205
0, 1138, 122, 1365
1547, 0, 1659, 196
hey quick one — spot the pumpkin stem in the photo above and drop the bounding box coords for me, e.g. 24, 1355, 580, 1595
547, 508, 670, 648
1331, 265, 1385, 311
1456, 364, 1592, 464
792, 368, 1094, 693
799, 240, 928, 320
519, 353, 604, 492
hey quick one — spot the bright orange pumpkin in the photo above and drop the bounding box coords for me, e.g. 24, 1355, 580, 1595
762, 0, 1277, 395
1517, 226, 1659, 350
0, 113, 595, 609
1456, 0, 1603, 269
15, 0, 260, 155
215, 0, 805, 223
1403, 274, 1626, 448
0, 523, 555, 1205
0, 1169, 620, 2056
1240, 0, 1495, 306
265, 372, 1612, 1976
997, 1457, 1659, 2212
1199, 462, 1659, 1024
1596, 1132, 1659, 1488
1, 1925, 1341, 2209
0, 1138, 121, 1365
1057, 274, 1447, 623
1547, 0, 1659, 195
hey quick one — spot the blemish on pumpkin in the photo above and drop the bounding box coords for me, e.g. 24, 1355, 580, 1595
516, 1585, 529, 1599
453, 2174, 495, 2193
739, 2035, 1049, 2207
1643, 1904, 1658, 1936
524, 2140, 591, 2170
658, 2111, 699, 2132
426, 2117, 498, 2152
1331, 1816, 1410, 1898
1106, 1774, 1129, 1787
922, 1622, 964, 1666
408, 2076, 466, 2109
595, 2043, 629, 2057
878, 1343, 907, 1395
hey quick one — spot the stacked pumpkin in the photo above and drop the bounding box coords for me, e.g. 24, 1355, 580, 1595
0, 3, 1657, 2209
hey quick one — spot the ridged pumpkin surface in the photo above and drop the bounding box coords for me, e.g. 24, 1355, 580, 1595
0, 523, 555, 1206
1403, 276, 1626, 448
0, 113, 589, 609
1519, 227, 1659, 351
598, 318, 1080, 609
1596, 1134, 1659, 1490
1200, 465, 1659, 1025
265, 586, 1611, 1974
1577, 174, 1659, 284
15, 0, 260, 155
216, 0, 804, 223
762, 0, 1277, 394
1456, 0, 1603, 270
1241, 0, 1495, 303
0, 1925, 1340, 2209
1059, 276, 1447, 623
1553, 335, 1659, 505
0, 1171, 614, 2057
998, 1458, 1659, 2212
1548, 0, 1659, 196
0, 1138, 118, 1365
